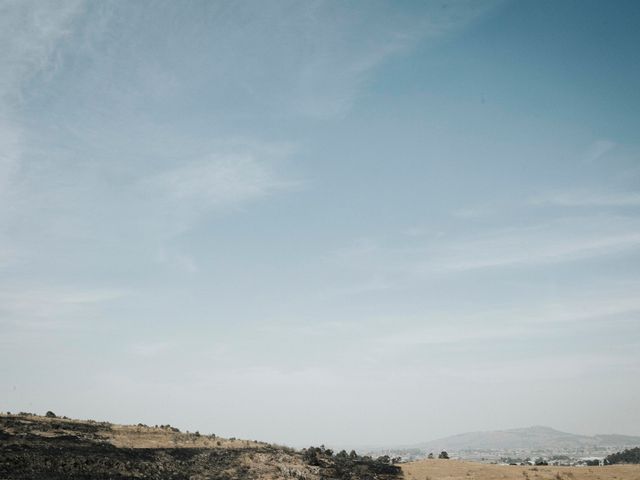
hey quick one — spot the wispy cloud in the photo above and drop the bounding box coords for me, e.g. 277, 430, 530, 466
434, 351, 639, 383
0, 286, 125, 331
0, 0, 84, 268
0, 0, 83, 103
196, 1, 502, 119
530, 190, 640, 208
377, 288, 640, 348
331, 215, 640, 280
143, 153, 297, 212
154, 246, 199, 273
129, 341, 173, 358
435, 220, 640, 272
0, 0, 82, 187
582, 139, 617, 163
0, 117, 21, 193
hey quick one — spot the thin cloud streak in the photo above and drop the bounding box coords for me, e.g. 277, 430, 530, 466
0, 0, 83, 102
531, 190, 640, 208
143, 153, 298, 212
330, 215, 640, 281
436, 229, 640, 272
376, 289, 640, 348
0, 286, 126, 331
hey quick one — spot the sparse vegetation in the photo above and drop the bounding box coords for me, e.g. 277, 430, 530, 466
0, 413, 402, 480
402, 458, 640, 480
605, 447, 640, 464
302, 445, 401, 479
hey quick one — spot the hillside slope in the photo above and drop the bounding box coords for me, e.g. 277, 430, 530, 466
0, 413, 401, 480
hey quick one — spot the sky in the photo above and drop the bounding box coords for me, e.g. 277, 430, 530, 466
1, 0, 639, 448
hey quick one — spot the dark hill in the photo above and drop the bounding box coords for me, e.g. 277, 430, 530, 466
0, 413, 401, 480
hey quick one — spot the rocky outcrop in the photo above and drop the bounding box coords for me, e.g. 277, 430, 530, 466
0, 414, 403, 480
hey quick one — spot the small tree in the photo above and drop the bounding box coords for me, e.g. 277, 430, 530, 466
45, 411, 56, 418
428, 452, 434, 459
438, 451, 449, 459
303, 447, 321, 466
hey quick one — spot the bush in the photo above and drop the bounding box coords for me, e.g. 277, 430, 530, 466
605, 447, 640, 464
303, 445, 402, 478
438, 451, 449, 459
45, 411, 57, 418
303, 447, 321, 466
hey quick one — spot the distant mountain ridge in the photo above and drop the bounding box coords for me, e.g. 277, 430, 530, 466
411, 426, 640, 452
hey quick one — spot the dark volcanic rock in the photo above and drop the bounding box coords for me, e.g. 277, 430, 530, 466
0, 415, 403, 480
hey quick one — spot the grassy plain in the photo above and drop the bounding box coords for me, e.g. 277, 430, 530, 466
402, 459, 640, 480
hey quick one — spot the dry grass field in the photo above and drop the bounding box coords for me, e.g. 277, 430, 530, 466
1, 413, 267, 449
402, 459, 640, 480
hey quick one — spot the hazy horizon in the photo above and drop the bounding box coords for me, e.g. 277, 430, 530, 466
1, 0, 639, 447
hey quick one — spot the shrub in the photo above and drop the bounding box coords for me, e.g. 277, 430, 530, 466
45, 411, 57, 418
605, 447, 640, 464
303, 445, 401, 478
303, 447, 321, 466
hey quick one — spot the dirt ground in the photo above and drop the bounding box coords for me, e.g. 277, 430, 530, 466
402, 459, 640, 480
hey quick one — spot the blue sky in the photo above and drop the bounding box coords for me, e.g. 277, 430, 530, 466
1, 0, 639, 446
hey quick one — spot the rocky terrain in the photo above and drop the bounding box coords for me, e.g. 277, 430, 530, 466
0, 413, 401, 480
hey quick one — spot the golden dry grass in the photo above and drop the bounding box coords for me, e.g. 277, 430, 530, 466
402, 459, 640, 480
5, 413, 268, 449
106, 423, 263, 449
0, 413, 313, 480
